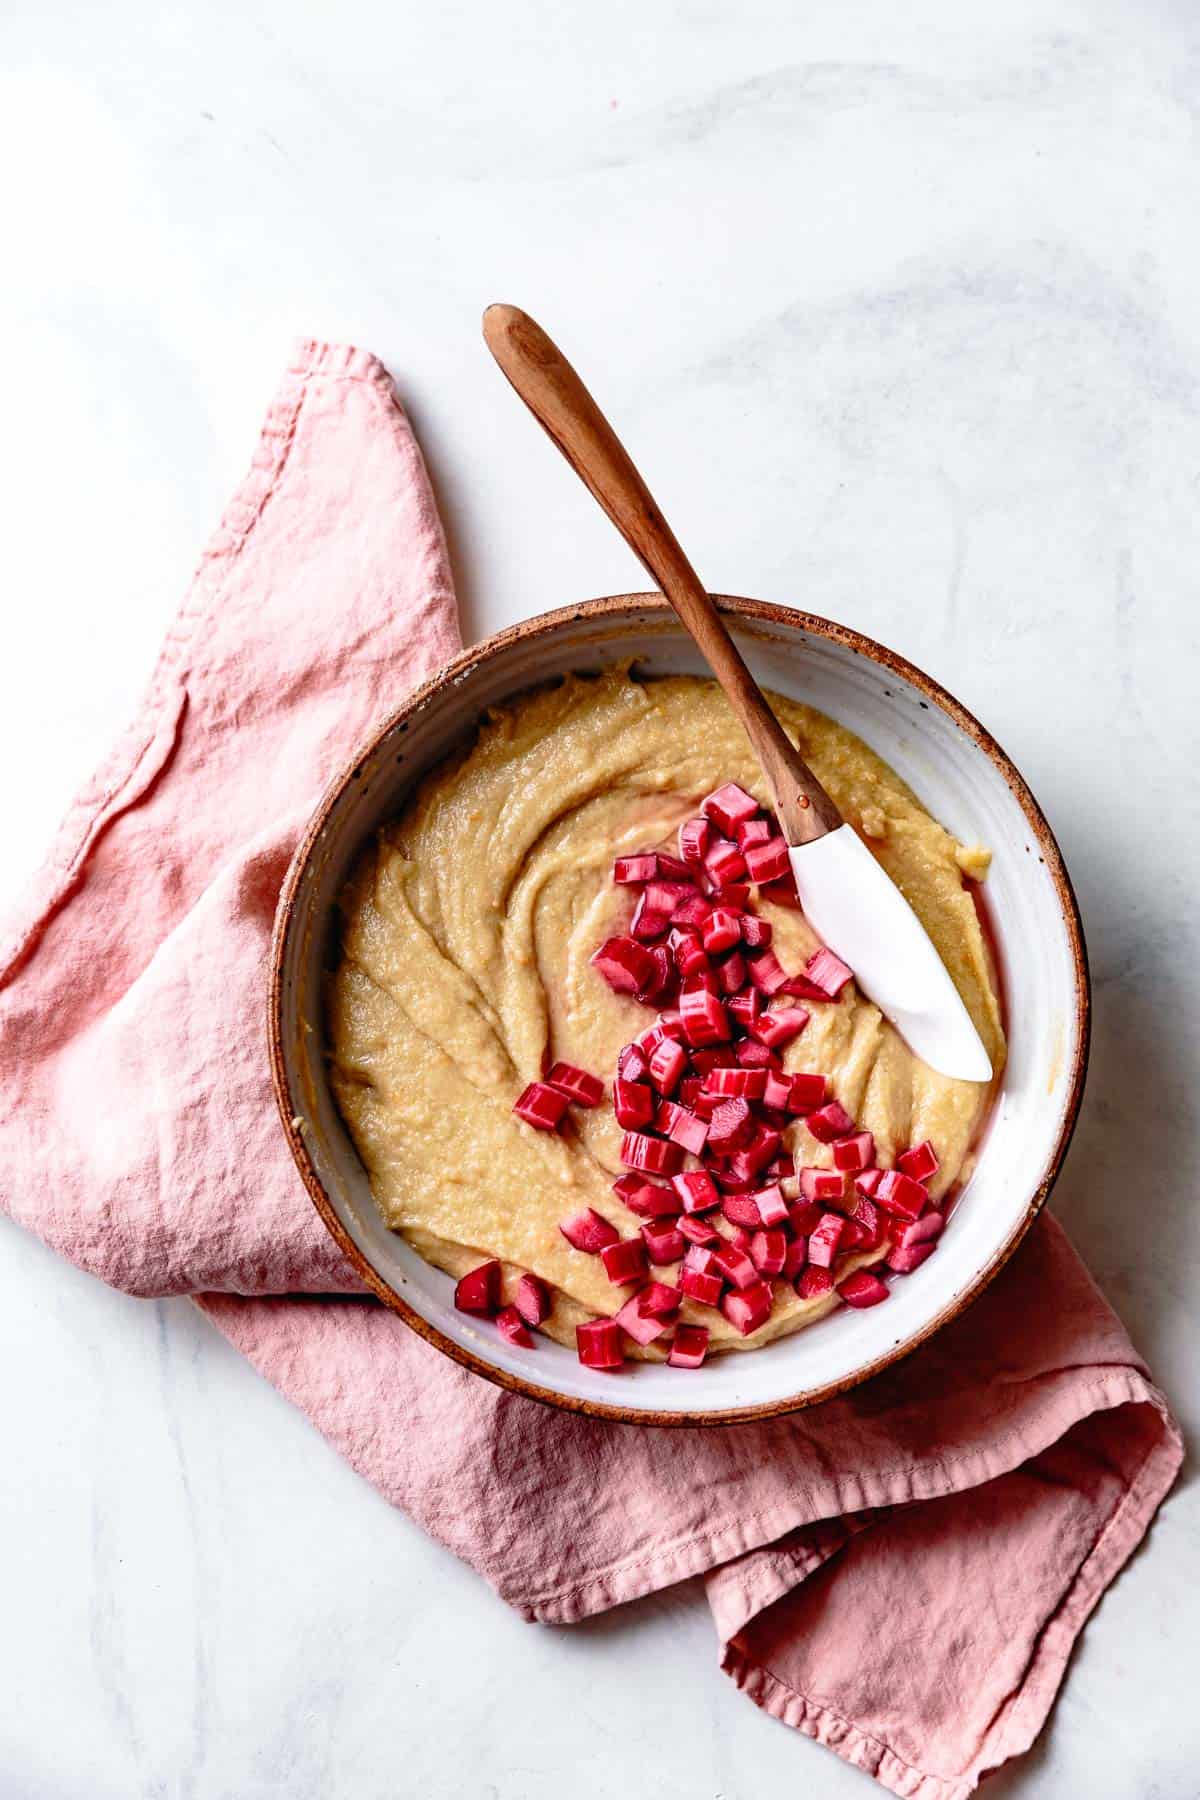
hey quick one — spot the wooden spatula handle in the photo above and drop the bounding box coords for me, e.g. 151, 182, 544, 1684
481, 304, 841, 845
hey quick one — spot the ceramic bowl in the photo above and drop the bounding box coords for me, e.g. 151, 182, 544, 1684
269, 595, 1089, 1425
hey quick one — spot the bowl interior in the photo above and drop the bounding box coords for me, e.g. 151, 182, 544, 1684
274, 598, 1085, 1421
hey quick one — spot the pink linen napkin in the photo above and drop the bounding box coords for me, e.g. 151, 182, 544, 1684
0, 341, 1180, 1799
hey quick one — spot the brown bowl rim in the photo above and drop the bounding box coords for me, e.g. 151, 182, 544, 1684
269, 593, 1091, 1427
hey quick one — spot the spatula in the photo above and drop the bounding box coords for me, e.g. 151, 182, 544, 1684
482, 304, 992, 1082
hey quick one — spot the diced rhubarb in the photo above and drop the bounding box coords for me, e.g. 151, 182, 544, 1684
799, 1166, 847, 1204
855, 1167, 884, 1198
786, 1072, 827, 1113
647, 1037, 687, 1096
726, 1222, 753, 1249
703, 838, 748, 889
680, 965, 719, 998
703, 1065, 767, 1101
655, 853, 694, 882
721, 1192, 766, 1229
671, 891, 712, 928
848, 1194, 883, 1247
512, 1082, 570, 1132
667, 1322, 710, 1368
782, 973, 832, 1003
768, 1152, 796, 1180
807, 1211, 845, 1268
713, 1245, 759, 1291
740, 913, 773, 949
789, 1199, 827, 1236
682, 1243, 718, 1277
576, 1318, 624, 1369
720, 1280, 773, 1336
671, 1169, 720, 1214
615, 1293, 668, 1345
691, 1046, 739, 1074
743, 835, 791, 885
678, 815, 712, 866
745, 949, 791, 996
887, 1240, 938, 1274
706, 1097, 753, 1153
898, 1139, 941, 1183
806, 1099, 856, 1143
749, 1184, 788, 1228
643, 879, 695, 917
832, 1131, 875, 1173
804, 946, 854, 998
726, 990, 761, 1031
496, 1305, 534, 1347
712, 882, 751, 909
838, 1270, 890, 1309
679, 1214, 720, 1246
892, 1210, 946, 1251
545, 1061, 604, 1108
761, 1071, 793, 1111
875, 1169, 929, 1221
735, 1038, 777, 1068
620, 1130, 685, 1176
679, 1266, 724, 1306
513, 1273, 551, 1327
613, 1078, 655, 1130
616, 1042, 649, 1083
679, 986, 731, 1047
631, 891, 672, 942
601, 1236, 649, 1286
701, 907, 742, 954
702, 781, 760, 836
612, 1173, 681, 1218
716, 950, 746, 995
638, 1280, 682, 1318
749, 1228, 787, 1276
655, 1101, 709, 1156
796, 1265, 834, 1301
560, 1208, 621, 1253
641, 1220, 686, 1263
668, 926, 709, 977
637, 947, 675, 1005
591, 935, 656, 995
750, 1005, 809, 1049
742, 1122, 782, 1173
783, 1237, 808, 1280
613, 852, 658, 884
454, 1260, 501, 1316
735, 816, 773, 849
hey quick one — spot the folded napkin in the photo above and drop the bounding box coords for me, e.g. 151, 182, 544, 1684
0, 342, 1180, 1800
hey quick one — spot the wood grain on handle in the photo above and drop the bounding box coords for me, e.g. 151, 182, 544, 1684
481, 304, 842, 845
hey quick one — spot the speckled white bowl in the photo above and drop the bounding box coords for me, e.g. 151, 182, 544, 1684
269, 595, 1089, 1425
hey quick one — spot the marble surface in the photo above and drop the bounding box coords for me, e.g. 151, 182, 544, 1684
2, 1, 1198, 1793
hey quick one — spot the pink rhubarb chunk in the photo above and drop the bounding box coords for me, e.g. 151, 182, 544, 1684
601, 1236, 649, 1285
702, 782, 760, 836
720, 1280, 773, 1336
559, 1209, 620, 1254
838, 1270, 890, 1308
514, 1273, 551, 1328
620, 1130, 685, 1176
512, 1081, 570, 1132
667, 1322, 710, 1368
545, 1061, 604, 1108
576, 1318, 625, 1369
898, 1139, 940, 1183
806, 1099, 856, 1143
590, 935, 656, 995
453, 1260, 501, 1316
495, 1305, 534, 1347
804, 946, 854, 998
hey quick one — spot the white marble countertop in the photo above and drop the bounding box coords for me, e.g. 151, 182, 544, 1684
2, 3, 1197, 1794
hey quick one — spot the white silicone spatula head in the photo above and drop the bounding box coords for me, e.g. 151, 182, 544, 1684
789, 829, 992, 1081
482, 305, 993, 1083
